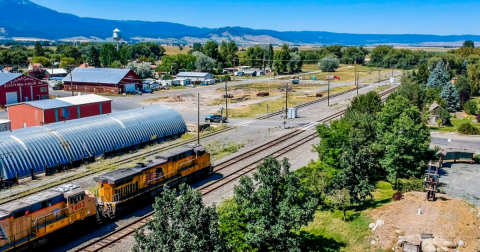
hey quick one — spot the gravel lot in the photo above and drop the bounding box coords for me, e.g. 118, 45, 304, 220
439, 163, 480, 206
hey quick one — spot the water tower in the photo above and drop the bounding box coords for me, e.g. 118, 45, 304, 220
113, 28, 121, 51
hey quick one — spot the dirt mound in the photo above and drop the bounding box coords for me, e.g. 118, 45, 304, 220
164, 95, 184, 103
368, 192, 480, 251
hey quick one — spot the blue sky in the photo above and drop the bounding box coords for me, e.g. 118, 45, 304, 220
30, 0, 480, 35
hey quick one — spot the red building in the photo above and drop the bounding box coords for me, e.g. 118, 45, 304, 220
0, 73, 49, 106
7, 94, 112, 130
63, 68, 142, 94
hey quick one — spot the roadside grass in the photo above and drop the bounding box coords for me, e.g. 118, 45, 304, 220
172, 85, 187, 89
429, 117, 480, 133
143, 96, 169, 103
373, 84, 391, 93
282, 65, 385, 83
205, 141, 245, 161
225, 85, 355, 118
302, 181, 394, 252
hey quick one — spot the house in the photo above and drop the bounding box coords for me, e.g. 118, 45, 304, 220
78, 63, 95, 68
63, 68, 142, 94
173, 78, 191, 85
428, 101, 445, 125
45, 68, 68, 79
0, 73, 49, 106
7, 94, 112, 129
28, 63, 44, 71
175, 72, 214, 82
1, 67, 18, 73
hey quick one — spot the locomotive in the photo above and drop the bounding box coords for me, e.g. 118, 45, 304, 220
0, 144, 211, 251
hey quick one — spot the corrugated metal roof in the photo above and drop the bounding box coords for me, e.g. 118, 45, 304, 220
0, 73, 22, 86
176, 72, 211, 78
57, 94, 112, 105
63, 68, 132, 85
0, 105, 187, 180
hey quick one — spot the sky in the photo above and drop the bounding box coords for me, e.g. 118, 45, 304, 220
30, 0, 480, 35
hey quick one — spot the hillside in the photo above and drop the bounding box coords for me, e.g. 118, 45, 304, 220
1, 0, 480, 45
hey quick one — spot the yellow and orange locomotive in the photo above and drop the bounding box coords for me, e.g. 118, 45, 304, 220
0, 144, 211, 251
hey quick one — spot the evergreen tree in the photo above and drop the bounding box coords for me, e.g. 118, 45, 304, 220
463, 40, 475, 48
87, 46, 100, 67
440, 82, 460, 112
427, 59, 450, 89
34, 41, 44, 57
416, 64, 430, 85
133, 184, 226, 252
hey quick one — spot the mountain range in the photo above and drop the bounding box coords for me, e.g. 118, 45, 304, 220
1, 0, 480, 46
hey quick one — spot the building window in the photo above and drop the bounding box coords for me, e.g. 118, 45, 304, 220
40, 87, 47, 92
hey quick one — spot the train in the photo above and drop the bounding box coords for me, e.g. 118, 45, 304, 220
0, 144, 211, 251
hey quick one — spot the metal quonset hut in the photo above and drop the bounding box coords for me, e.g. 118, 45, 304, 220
0, 105, 187, 181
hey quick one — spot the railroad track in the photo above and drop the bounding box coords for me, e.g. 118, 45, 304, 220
0, 126, 234, 205
0, 83, 386, 205
256, 85, 366, 120
74, 86, 399, 252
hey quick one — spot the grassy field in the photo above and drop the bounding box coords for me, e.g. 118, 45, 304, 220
205, 141, 245, 161
281, 65, 383, 83
164, 45, 189, 55
373, 84, 391, 93
302, 181, 395, 252
225, 85, 355, 118
302, 64, 320, 72
429, 117, 479, 133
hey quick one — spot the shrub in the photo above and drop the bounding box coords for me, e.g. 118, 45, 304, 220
457, 121, 480, 135
318, 55, 340, 72
474, 154, 480, 163
477, 112, 480, 123
463, 100, 478, 115
392, 192, 403, 201
438, 109, 451, 126
397, 177, 424, 193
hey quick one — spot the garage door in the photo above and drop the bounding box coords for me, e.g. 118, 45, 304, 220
124, 83, 136, 92
5, 92, 18, 104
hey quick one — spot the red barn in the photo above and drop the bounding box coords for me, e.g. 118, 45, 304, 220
0, 73, 49, 106
7, 94, 112, 130
63, 68, 142, 94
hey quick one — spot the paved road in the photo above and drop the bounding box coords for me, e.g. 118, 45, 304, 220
431, 134, 480, 153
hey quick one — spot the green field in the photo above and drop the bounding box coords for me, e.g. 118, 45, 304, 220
429, 117, 479, 133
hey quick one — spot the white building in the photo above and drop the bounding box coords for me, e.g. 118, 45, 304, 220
176, 72, 214, 82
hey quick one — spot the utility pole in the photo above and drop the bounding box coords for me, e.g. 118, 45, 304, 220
327, 77, 331, 106
224, 79, 228, 118
263, 54, 265, 77
232, 58, 236, 81
285, 83, 288, 119
69, 65, 74, 96
197, 93, 200, 145
391, 65, 394, 77
378, 68, 381, 82
354, 58, 358, 95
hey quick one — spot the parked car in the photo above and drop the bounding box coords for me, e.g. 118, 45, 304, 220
142, 88, 154, 93
127, 90, 142, 95
205, 114, 228, 123
291, 79, 300, 84
325, 76, 340, 80
200, 82, 209, 86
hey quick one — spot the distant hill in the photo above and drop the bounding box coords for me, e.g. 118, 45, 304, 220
1, 0, 480, 46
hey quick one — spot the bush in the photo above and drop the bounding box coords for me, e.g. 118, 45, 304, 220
474, 154, 480, 163
438, 109, 451, 126
397, 177, 424, 193
463, 100, 478, 115
457, 121, 480, 135
318, 55, 340, 72
477, 112, 480, 123
392, 192, 403, 201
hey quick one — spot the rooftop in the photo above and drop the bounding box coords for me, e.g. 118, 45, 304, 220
8, 94, 112, 110
46, 69, 68, 75
0, 73, 22, 86
63, 68, 133, 84
176, 72, 211, 78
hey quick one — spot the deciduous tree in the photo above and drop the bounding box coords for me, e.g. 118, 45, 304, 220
99, 43, 119, 67
328, 189, 351, 221
133, 184, 226, 252
221, 157, 318, 251
318, 55, 340, 72
195, 52, 216, 72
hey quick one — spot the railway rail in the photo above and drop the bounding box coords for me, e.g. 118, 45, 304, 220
72, 85, 398, 252
0, 83, 383, 205
256, 84, 367, 120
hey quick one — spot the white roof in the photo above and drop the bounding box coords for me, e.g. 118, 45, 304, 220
45, 69, 68, 75
0, 119, 11, 124
176, 72, 211, 78
57, 94, 112, 105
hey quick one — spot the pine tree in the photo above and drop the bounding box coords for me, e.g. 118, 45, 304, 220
427, 59, 450, 89
440, 81, 460, 112
34, 41, 44, 57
